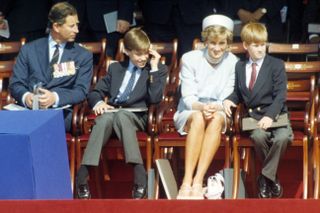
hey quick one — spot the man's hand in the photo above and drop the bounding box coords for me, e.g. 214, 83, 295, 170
38, 88, 56, 109
252, 8, 265, 21
0, 13, 7, 30
223, 99, 237, 117
116, 19, 130, 33
237, 9, 254, 24
258, 116, 273, 130
149, 47, 161, 70
25, 93, 34, 108
93, 101, 114, 115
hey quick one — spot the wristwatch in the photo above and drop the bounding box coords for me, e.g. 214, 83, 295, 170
261, 8, 267, 14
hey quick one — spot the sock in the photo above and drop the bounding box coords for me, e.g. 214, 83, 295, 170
133, 164, 147, 187
77, 165, 89, 185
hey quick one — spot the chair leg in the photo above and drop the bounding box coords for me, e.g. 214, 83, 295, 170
232, 137, 240, 199
314, 137, 320, 199
303, 137, 309, 199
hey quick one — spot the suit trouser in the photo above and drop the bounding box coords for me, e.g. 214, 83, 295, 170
250, 125, 293, 182
81, 110, 147, 166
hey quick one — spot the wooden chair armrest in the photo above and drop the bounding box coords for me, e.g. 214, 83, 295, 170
147, 104, 156, 135
155, 100, 176, 134
70, 102, 80, 136
234, 104, 244, 135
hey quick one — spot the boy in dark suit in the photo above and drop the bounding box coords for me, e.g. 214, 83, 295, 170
223, 22, 293, 198
76, 27, 168, 199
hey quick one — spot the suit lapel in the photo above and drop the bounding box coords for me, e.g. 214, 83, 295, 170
239, 61, 250, 97
130, 67, 148, 98
60, 42, 75, 63
36, 38, 51, 82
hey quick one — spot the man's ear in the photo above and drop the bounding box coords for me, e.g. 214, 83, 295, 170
52, 22, 60, 33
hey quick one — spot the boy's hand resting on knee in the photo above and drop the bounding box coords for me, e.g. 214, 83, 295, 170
258, 116, 273, 130
93, 102, 114, 115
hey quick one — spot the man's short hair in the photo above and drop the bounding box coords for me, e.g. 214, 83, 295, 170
48, 2, 77, 28
241, 22, 268, 44
124, 27, 151, 52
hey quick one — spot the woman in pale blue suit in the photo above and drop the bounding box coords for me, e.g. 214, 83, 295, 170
174, 14, 238, 199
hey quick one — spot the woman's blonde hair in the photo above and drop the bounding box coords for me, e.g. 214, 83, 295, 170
201, 25, 233, 44
240, 22, 268, 44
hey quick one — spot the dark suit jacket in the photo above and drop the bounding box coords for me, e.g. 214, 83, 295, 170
233, 0, 285, 41
64, 0, 134, 32
0, 0, 51, 34
9, 37, 93, 107
88, 61, 168, 110
227, 55, 287, 121
140, 0, 214, 25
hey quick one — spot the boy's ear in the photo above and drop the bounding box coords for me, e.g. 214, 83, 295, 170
123, 48, 129, 56
242, 42, 248, 50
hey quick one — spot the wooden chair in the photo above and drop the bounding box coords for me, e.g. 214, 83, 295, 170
79, 38, 107, 87
76, 57, 157, 197
0, 60, 15, 108
0, 38, 26, 60
314, 100, 320, 199
232, 65, 317, 199
267, 43, 319, 61
0, 38, 26, 104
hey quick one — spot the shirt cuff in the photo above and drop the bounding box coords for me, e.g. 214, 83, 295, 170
52, 92, 59, 108
93, 100, 104, 110
22, 92, 31, 107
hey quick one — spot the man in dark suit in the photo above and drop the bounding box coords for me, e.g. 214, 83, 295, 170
76, 27, 168, 199
9, 2, 93, 132
139, 0, 220, 57
223, 22, 293, 198
0, 0, 53, 42
61, 0, 134, 57
232, 0, 286, 42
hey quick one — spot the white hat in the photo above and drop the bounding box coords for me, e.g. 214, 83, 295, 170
202, 14, 234, 32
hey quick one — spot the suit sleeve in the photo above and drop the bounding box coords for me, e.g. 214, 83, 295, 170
118, 0, 134, 22
264, 59, 287, 119
147, 63, 168, 104
260, 0, 285, 19
9, 45, 31, 105
87, 69, 112, 109
51, 50, 93, 106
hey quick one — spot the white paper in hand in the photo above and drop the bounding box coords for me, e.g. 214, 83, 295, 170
0, 19, 10, 38
103, 11, 136, 33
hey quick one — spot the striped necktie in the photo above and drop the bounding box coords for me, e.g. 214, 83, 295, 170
116, 66, 138, 103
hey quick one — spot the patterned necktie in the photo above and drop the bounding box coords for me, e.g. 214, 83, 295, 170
50, 44, 60, 66
116, 66, 138, 103
249, 63, 257, 91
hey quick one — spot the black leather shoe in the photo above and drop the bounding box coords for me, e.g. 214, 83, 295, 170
132, 184, 147, 199
257, 175, 272, 198
269, 178, 283, 198
77, 183, 91, 199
